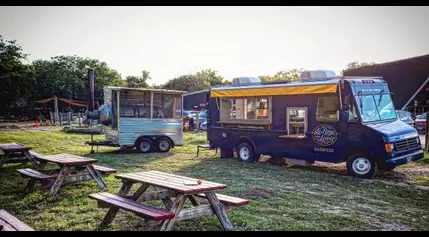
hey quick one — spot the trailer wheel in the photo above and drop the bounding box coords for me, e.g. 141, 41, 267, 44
157, 137, 172, 153
136, 138, 152, 153
237, 142, 256, 163
346, 153, 375, 178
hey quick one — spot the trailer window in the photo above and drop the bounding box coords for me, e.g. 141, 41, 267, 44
119, 91, 151, 118
287, 107, 307, 136
174, 96, 182, 118
316, 96, 339, 122
153, 93, 175, 119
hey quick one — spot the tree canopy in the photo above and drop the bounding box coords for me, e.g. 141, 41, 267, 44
0, 36, 35, 109
341, 61, 376, 75
1, 35, 376, 113
126, 70, 151, 88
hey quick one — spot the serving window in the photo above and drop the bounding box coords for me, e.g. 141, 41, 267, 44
286, 107, 307, 136
219, 97, 272, 123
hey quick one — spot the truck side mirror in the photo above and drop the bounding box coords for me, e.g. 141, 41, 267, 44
341, 104, 350, 121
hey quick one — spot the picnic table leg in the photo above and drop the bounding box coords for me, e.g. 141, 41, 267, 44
0, 152, 9, 168
23, 151, 39, 170
159, 194, 186, 231
205, 191, 233, 231
188, 195, 200, 207
85, 164, 107, 190
154, 186, 174, 209
38, 161, 56, 188
48, 166, 69, 196
100, 181, 133, 227
38, 161, 48, 170
24, 161, 51, 192
131, 183, 150, 200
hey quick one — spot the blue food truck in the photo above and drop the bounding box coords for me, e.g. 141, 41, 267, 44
207, 70, 424, 178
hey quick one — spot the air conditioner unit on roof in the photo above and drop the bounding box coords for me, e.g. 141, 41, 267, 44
232, 77, 262, 86
300, 70, 337, 82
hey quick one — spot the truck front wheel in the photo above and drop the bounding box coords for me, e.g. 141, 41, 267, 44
346, 153, 375, 178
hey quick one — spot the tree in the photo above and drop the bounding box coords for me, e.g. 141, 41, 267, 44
341, 61, 376, 75
259, 69, 304, 82
0, 35, 35, 109
195, 69, 224, 87
161, 69, 227, 92
162, 74, 209, 93
32, 55, 126, 102
126, 70, 151, 88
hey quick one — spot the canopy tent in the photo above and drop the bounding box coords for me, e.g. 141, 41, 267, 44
36, 97, 88, 107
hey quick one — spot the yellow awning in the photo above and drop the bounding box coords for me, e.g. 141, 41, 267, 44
210, 84, 338, 98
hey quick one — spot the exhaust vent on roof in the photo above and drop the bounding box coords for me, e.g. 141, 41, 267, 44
300, 70, 337, 82
232, 77, 261, 86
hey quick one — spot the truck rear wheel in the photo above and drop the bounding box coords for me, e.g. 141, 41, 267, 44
136, 138, 152, 153
346, 153, 375, 178
237, 142, 257, 163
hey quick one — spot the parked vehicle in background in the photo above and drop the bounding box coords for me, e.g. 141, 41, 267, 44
396, 110, 414, 127
186, 110, 197, 119
200, 121, 208, 131
415, 113, 427, 133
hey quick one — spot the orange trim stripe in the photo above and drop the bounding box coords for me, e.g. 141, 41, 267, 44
210, 84, 338, 97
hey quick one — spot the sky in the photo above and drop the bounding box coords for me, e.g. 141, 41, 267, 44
0, 6, 429, 85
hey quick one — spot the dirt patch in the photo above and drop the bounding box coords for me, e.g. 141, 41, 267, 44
365, 215, 411, 231
238, 188, 273, 198
0, 125, 20, 130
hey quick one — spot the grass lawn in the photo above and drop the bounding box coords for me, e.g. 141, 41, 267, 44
0, 128, 429, 231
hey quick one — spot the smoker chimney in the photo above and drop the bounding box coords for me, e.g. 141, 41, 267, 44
88, 68, 95, 112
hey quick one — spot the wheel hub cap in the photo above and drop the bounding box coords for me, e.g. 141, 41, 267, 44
140, 142, 150, 152
159, 141, 169, 151
352, 157, 371, 175
239, 147, 250, 160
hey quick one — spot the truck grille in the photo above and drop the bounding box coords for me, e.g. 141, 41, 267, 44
394, 138, 420, 152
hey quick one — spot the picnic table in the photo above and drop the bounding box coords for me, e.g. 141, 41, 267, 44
0, 143, 39, 169
16, 153, 116, 196
0, 209, 34, 231
89, 171, 249, 231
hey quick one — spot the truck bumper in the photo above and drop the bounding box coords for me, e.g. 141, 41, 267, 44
386, 150, 424, 169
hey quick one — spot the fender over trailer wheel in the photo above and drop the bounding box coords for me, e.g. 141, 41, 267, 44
136, 138, 152, 153
157, 137, 172, 153
237, 142, 256, 163
346, 153, 375, 179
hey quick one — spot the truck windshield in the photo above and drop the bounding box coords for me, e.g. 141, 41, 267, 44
356, 93, 397, 123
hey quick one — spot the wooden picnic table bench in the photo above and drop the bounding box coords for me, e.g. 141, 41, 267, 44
16, 153, 116, 196
89, 170, 248, 231
0, 143, 39, 169
0, 209, 34, 231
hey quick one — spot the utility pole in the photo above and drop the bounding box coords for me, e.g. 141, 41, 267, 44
425, 111, 429, 151
53, 96, 59, 124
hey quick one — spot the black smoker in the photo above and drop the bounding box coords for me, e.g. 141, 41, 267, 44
87, 68, 99, 120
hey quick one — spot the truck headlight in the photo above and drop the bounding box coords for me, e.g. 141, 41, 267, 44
385, 143, 394, 153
